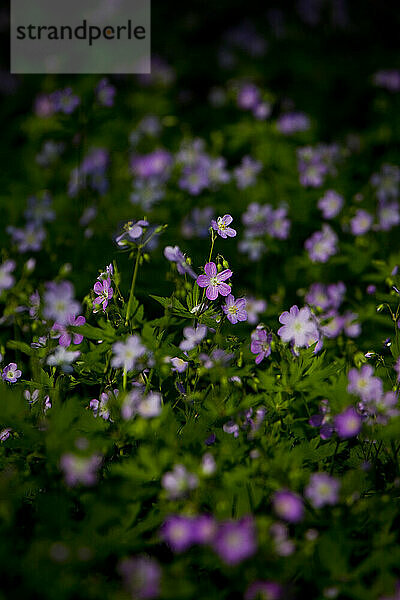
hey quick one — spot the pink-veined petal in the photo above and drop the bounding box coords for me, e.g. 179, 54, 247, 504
204, 262, 217, 277
218, 282, 231, 296
206, 286, 218, 301
197, 275, 210, 288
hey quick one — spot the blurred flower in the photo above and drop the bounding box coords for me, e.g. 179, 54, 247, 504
350, 209, 373, 235
96, 78, 116, 107
305, 224, 338, 262
335, 407, 362, 439
318, 190, 344, 219
234, 156, 262, 189
111, 336, 146, 372
162, 515, 194, 552
164, 246, 196, 278
7, 223, 46, 253
161, 464, 198, 499
276, 111, 310, 135
179, 325, 207, 351
43, 281, 80, 324
245, 581, 283, 600
348, 365, 383, 402
121, 389, 162, 420
60, 453, 102, 486
213, 517, 257, 565
47, 347, 80, 370
0, 260, 16, 291
273, 490, 304, 523
115, 220, 149, 247
373, 69, 400, 92
246, 297, 267, 324
182, 207, 215, 239
119, 556, 161, 600
131, 149, 172, 182
305, 473, 340, 508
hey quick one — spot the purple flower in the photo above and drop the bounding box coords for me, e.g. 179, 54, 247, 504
2, 362, 22, 383
161, 515, 194, 552
378, 201, 400, 231
335, 407, 362, 439
179, 159, 210, 195
245, 581, 283, 600
273, 490, 304, 523
25, 193, 55, 224
115, 220, 149, 247
164, 246, 196, 279
52, 314, 86, 347
179, 325, 207, 351
350, 209, 373, 235
43, 281, 80, 324
276, 111, 310, 135
306, 282, 346, 311
305, 473, 340, 508
119, 556, 161, 600
251, 327, 272, 364
121, 389, 162, 420
196, 262, 233, 301
131, 149, 172, 182
318, 190, 344, 219
96, 78, 116, 107
93, 278, 113, 312
237, 83, 261, 110
51, 87, 80, 114
0, 428, 12, 442
60, 453, 102, 486
192, 514, 217, 543
278, 305, 318, 347
211, 214, 237, 238
305, 224, 338, 263
0, 260, 16, 291
347, 365, 383, 402
309, 399, 334, 439
111, 335, 146, 372
234, 156, 262, 189
161, 464, 198, 499
223, 294, 247, 324
268, 207, 291, 239
342, 311, 361, 337
90, 390, 117, 420
246, 297, 267, 324
371, 164, 400, 202
7, 223, 46, 253
213, 517, 257, 565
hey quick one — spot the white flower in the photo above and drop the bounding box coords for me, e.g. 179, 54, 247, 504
111, 335, 146, 372
47, 347, 80, 367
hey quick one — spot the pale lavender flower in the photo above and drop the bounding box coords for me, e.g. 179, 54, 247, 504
179, 325, 207, 351
96, 78, 116, 107
342, 311, 361, 337
36, 140, 65, 167
179, 159, 210, 195
170, 357, 188, 373
90, 390, 118, 420
201, 453, 217, 476
348, 365, 383, 402
24, 389, 39, 404
234, 156, 262, 189
207, 157, 231, 186
52, 314, 86, 347
318, 190, 344, 219
196, 262, 232, 301
211, 214, 237, 238
238, 236, 267, 261
268, 207, 291, 239
7, 223, 46, 253
246, 297, 267, 324
305, 473, 340, 508
305, 224, 338, 262
130, 179, 165, 210
270, 522, 295, 556
276, 111, 310, 135
278, 305, 318, 347
43, 281, 80, 324
273, 490, 304, 523
51, 87, 80, 114
253, 102, 272, 120
371, 164, 400, 202
250, 327, 272, 364
164, 246, 196, 278
2, 362, 22, 383
119, 556, 161, 600
60, 453, 102, 486
377, 201, 400, 231
335, 407, 362, 439
0, 260, 16, 291
47, 347, 80, 370
111, 336, 146, 372
213, 517, 257, 565
223, 294, 247, 324
242, 202, 271, 236
93, 278, 113, 312
162, 464, 198, 499
350, 209, 373, 235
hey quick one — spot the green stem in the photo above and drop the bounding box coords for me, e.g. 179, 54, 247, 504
125, 247, 141, 326
123, 369, 127, 391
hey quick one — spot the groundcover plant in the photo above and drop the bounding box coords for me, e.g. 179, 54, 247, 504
2, 2, 400, 599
